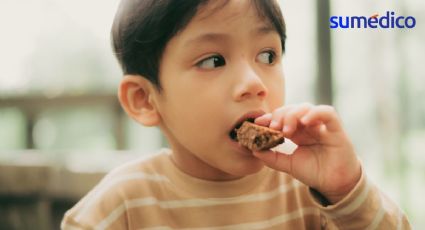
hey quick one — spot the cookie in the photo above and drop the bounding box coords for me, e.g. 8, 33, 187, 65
236, 121, 285, 151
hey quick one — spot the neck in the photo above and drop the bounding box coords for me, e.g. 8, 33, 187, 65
169, 145, 243, 181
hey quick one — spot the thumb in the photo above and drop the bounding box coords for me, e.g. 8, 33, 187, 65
253, 150, 292, 174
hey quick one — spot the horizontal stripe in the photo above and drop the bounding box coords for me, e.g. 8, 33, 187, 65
140, 207, 317, 230
75, 172, 170, 222
141, 227, 171, 230
365, 195, 385, 230
326, 178, 371, 219
132, 180, 302, 209
185, 207, 317, 230
95, 204, 126, 230
96, 181, 303, 229
61, 223, 85, 230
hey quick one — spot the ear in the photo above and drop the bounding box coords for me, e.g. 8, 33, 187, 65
118, 75, 160, 126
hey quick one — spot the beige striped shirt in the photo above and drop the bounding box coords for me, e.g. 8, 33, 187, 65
61, 149, 411, 229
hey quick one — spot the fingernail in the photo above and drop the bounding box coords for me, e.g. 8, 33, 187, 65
283, 125, 291, 133
270, 120, 279, 128
258, 113, 272, 120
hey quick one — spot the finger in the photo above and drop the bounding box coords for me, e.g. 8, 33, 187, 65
289, 123, 325, 146
254, 113, 272, 126
269, 105, 296, 130
282, 103, 313, 137
300, 105, 342, 132
253, 150, 292, 174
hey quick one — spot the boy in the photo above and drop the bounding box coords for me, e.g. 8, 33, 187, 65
62, 0, 411, 229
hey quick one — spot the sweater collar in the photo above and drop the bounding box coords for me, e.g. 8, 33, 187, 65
160, 149, 271, 198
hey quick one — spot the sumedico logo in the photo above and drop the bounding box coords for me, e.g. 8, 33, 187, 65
330, 11, 416, 29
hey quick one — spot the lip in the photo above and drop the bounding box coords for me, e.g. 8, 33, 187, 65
226, 136, 254, 156
228, 109, 267, 137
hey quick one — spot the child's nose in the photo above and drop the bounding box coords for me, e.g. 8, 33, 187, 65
233, 66, 268, 102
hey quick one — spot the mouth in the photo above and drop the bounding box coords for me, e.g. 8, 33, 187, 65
229, 111, 266, 142
229, 118, 255, 141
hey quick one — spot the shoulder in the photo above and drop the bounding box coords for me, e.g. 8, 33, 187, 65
61, 148, 172, 228
105, 149, 171, 179
87, 148, 172, 197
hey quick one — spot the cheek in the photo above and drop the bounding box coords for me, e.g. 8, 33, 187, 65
165, 101, 224, 156
266, 75, 285, 109
160, 85, 223, 139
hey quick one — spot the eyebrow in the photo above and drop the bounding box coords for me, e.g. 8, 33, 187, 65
255, 25, 276, 35
184, 25, 277, 47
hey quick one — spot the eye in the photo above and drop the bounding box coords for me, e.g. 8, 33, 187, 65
257, 50, 276, 64
196, 55, 226, 69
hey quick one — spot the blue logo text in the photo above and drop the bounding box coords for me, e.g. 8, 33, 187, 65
330, 11, 416, 29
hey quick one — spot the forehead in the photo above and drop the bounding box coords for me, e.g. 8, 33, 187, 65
175, 0, 276, 43
194, 0, 268, 28
196, 0, 257, 22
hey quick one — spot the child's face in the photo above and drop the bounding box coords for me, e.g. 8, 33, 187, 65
154, 0, 285, 180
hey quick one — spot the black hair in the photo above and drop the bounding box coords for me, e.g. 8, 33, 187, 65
111, 0, 286, 90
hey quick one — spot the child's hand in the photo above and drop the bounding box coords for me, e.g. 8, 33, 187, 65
253, 103, 361, 204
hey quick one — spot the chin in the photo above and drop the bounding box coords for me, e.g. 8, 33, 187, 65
227, 159, 265, 177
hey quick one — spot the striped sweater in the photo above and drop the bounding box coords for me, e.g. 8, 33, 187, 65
61, 149, 410, 229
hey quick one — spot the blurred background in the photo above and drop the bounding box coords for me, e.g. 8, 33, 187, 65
0, 0, 423, 229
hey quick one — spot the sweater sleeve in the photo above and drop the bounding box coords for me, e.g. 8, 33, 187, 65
309, 168, 411, 230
